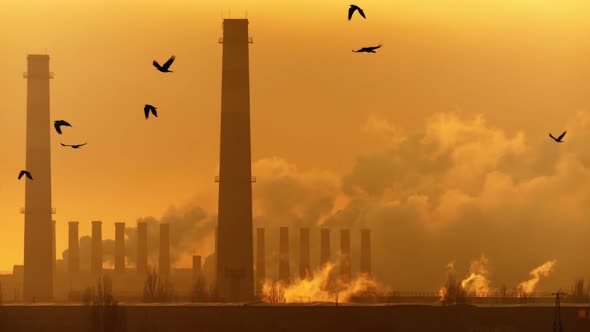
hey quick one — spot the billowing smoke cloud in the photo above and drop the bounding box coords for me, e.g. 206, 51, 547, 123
62, 111, 590, 292
323, 111, 590, 291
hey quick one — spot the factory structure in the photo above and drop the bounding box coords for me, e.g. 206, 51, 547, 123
0, 19, 373, 303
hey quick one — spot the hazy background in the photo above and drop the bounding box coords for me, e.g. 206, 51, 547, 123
1, 0, 590, 291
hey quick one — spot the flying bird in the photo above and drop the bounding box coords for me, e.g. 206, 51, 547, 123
61, 143, 87, 149
53, 120, 71, 134
144, 104, 158, 119
348, 5, 366, 20
18, 170, 32, 180
153, 55, 175, 73
549, 131, 567, 143
352, 45, 382, 53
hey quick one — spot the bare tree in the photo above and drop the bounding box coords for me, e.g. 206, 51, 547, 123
191, 276, 207, 302
84, 275, 121, 332
569, 278, 588, 303
265, 282, 286, 304
442, 273, 466, 306
143, 268, 175, 302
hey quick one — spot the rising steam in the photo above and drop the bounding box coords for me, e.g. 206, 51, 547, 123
517, 260, 557, 294
460, 254, 492, 296
261, 262, 379, 303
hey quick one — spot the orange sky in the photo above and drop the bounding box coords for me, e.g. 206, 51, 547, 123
1, 0, 590, 291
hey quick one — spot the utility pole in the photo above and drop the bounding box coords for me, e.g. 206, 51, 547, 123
552, 291, 566, 332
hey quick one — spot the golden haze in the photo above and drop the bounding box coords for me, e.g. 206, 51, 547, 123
1, 0, 590, 292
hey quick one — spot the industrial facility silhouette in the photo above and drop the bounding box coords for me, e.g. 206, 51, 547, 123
0, 10, 588, 332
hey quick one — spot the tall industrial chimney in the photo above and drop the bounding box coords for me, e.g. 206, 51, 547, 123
299, 228, 310, 279
320, 228, 330, 267
114, 222, 125, 273
68, 221, 79, 273
216, 18, 255, 302
137, 221, 148, 275
192, 255, 202, 283
339, 229, 351, 284
23, 54, 54, 302
91, 221, 102, 275
255, 228, 265, 294
278, 227, 290, 284
159, 223, 170, 278
360, 229, 371, 276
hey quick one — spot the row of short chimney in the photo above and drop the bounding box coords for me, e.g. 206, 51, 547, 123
66, 223, 371, 285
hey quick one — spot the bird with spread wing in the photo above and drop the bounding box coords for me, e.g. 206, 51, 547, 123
144, 104, 158, 119
54, 120, 71, 135
153, 55, 175, 73
549, 131, 567, 143
18, 170, 33, 180
61, 143, 87, 149
353, 45, 382, 53
348, 5, 366, 20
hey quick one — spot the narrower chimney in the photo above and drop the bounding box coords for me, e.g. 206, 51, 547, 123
68, 221, 79, 273
159, 223, 170, 278
320, 228, 330, 267
192, 255, 202, 283
299, 228, 310, 279
115, 222, 125, 273
339, 229, 351, 284
278, 227, 290, 284
360, 229, 371, 276
137, 221, 148, 275
91, 221, 102, 275
256, 228, 266, 294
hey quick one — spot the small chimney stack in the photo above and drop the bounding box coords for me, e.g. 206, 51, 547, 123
68, 221, 79, 273
91, 221, 102, 275
137, 221, 148, 275
159, 223, 170, 278
360, 229, 371, 276
115, 222, 125, 273
339, 229, 351, 284
299, 228, 310, 279
256, 228, 266, 294
192, 255, 202, 283
279, 227, 290, 284
320, 228, 330, 267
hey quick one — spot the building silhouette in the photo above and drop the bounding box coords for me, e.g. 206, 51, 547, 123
215, 18, 255, 302
22, 54, 54, 302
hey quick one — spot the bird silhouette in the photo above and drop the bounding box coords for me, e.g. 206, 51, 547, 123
353, 45, 382, 53
61, 143, 87, 149
144, 104, 158, 119
54, 120, 71, 134
348, 5, 366, 20
153, 55, 175, 73
18, 170, 33, 180
549, 131, 567, 143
